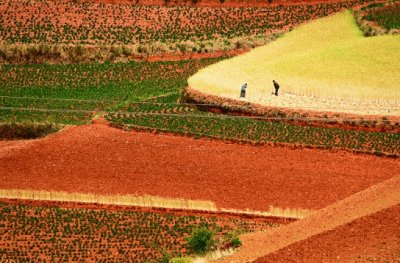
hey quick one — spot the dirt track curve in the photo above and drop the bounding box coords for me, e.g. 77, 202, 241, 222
0, 124, 399, 212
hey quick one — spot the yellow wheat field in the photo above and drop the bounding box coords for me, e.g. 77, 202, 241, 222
188, 10, 400, 104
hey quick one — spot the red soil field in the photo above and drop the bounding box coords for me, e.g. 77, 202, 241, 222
256, 205, 400, 262
0, 123, 398, 212
76, 0, 372, 7
218, 172, 400, 262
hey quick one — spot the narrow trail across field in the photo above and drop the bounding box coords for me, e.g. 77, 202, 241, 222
255, 204, 400, 262
217, 174, 400, 262
0, 123, 398, 212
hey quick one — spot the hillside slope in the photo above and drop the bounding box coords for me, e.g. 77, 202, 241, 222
217, 173, 400, 262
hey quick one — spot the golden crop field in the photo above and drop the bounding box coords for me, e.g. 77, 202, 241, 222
188, 10, 400, 104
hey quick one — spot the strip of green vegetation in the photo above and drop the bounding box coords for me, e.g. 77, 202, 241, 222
0, 202, 270, 262
0, 59, 222, 124
107, 112, 400, 156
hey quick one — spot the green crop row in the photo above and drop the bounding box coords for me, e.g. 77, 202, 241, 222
0, 59, 221, 124
106, 112, 400, 156
0, 201, 274, 262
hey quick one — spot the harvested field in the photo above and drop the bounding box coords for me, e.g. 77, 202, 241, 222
188, 11, 400, 104
0, 123, 398, 212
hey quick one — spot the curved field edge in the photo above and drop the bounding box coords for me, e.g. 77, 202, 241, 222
217, 173, 400, 262
0, 189, 312, 219
188, 10, 400, 103
180, 88, 400, 157
0, 0, 375, 63
353, 1, 400, 37
184, 86, 400, 132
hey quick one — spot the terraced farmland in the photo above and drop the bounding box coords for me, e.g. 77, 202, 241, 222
0, 1, 399, 261
1, 59, 399, 156
0, 0, 372, 45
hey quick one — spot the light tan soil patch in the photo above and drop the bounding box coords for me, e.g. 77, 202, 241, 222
0, 123, 398, 212
185, 87, 400, 133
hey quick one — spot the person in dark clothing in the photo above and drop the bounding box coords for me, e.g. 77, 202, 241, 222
240, 83, 247, 98
273, 80, 280, 96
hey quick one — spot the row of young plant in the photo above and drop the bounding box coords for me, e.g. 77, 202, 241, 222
0, 202, 272, 262
0, 59, 221, 124
0, 0, 375, 45
106, 111, 400, 156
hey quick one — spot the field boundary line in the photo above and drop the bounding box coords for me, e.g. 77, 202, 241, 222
0, 189, 217, 212
0, 106, 394, 122
120, 123, 400, 158
0, 189, 312, 219
2, 95, 400, 110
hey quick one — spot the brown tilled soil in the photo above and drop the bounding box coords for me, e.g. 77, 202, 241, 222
255, 204, 400, 262
217, 173, 400, 262
0, 124, 398, 212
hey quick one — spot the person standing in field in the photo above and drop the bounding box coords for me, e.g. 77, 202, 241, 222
240, 83, 247, 98
273, 80, 280, 96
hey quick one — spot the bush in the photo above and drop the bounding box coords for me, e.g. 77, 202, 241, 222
169, 257, 193, 263
226, 231, 242, 248
186, 227, 215, 255
0, 123, 60, 140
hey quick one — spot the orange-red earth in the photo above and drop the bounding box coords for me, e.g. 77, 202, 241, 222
0, 124, 399, 211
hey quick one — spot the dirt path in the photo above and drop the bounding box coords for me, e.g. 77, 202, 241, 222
202, 90, 400, 117
0, 124, 398, 212
217, 174, 400, 262
255, 204, 400, 262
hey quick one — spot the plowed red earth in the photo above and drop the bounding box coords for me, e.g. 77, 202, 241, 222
256, 204, 400, 262
0, 124, 399, 211
218, 172, 400, 262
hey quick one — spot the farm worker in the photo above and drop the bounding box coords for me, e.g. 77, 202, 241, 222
273, 80, 280, 96
240, 83, 247, 98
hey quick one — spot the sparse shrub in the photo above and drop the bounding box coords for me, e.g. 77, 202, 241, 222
226, 231, 242, 248
169, 257, 193, 263
186, 227, 215, 255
